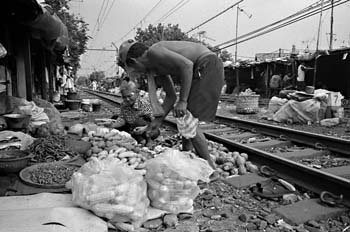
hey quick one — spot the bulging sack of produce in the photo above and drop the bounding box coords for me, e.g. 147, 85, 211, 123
67, 157, 149, 231
175, 110, 198, 139
145, 149, 213, 214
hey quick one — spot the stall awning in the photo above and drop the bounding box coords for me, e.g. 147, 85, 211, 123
25, 3, 69, 52
1, 0, 69, 52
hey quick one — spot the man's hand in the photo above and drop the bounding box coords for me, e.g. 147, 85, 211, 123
173, 100, 187, 118
132, 125, 147, 135
145, 118, 162, 137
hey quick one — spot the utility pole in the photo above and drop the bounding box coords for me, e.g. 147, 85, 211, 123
234, 5, 240, 89
234, 5, 239, 63
315, 0, 324, 52
111, 42, 119, 75
329, 0, 334, 50
314, 0, 325, 87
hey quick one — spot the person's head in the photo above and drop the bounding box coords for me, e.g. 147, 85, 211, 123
120, 80, 138, 106
118, 39, 149, 72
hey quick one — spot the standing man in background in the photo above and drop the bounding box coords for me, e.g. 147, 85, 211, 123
297, 62, 313, 91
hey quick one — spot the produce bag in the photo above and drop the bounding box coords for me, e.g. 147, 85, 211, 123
67, 157, 149, 231
145, 149, 213, 214
175, 110, 198, 139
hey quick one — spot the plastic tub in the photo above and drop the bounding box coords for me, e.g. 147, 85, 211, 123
67, 92, 78, 100
65, 100, 81, 111
92, 103, 101, 112
81, 103, 91, 112
3, 114, 32, 129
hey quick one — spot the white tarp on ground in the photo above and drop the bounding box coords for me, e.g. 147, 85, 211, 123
272, 90, 329, 124
0, 193, 108, 232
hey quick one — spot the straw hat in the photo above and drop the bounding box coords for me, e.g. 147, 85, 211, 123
118, 39, 137, 65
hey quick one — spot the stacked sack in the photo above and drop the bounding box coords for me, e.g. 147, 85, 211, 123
145, 149, 213, 214
66, 157, 149, 231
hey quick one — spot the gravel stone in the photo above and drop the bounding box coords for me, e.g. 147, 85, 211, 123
306, 220, 321, 228
340, 215, 350, 224
265, 214, 278, 224
142, 218, 163, 229
258, 220, 268, 230
163, 214, 178, 228
238, 213, 249, 222
246, 222, 258, 231
178, 213, 192, 221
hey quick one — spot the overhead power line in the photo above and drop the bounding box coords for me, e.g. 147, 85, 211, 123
115, 0, 164, 43
216, 0, 349, 51
215, 0, 333, 48
185, 0, 244, 34
91, 0, 107, 36
99, 0, 117, 30
155, 0, 190, 24
86, 48, 116, 51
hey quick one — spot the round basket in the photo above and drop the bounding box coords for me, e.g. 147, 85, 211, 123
0, 150, 32, 173
236, 94, 260, 114
19, 162, 78, 189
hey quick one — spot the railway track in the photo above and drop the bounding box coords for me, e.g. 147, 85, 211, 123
82, 89, 350, 207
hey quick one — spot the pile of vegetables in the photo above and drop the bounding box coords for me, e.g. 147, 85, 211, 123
29, 163, 78, 185
29, 135, 79, 163
145, 149, 213, 214
67, 157, 149, 232
208, 141, 258, 178
239, 88, 257, 96
83, 127, 156, 169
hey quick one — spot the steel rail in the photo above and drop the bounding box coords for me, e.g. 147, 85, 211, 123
163, 119, 350, 207
84, 89, 350, 206
216, 114, 350, 156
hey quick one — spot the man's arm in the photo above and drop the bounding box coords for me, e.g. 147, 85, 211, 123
148, 45, 193, 117
144, 75, 177, 135
157, 75, 177, 119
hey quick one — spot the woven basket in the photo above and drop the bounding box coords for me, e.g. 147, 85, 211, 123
236, 94, 260, 114
0, 150, 32, 173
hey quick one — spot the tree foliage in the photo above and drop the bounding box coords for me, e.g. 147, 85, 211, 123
76, 76, 89, 86
134, 23, 233, 62
89, 71, 105, 82
134, 23, 200, 47
219, 50, 233, 62
45, 0, 89, 74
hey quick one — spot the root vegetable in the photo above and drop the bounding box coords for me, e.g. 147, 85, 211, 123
238, 165, 247, 175
118, 151, 137, 158
245, 161, 258, 173
240, 153, 248, 160
87, 190, 116, 203
235, 156, 246, 166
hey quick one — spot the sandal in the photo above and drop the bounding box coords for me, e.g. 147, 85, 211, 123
250, 178, 295, 200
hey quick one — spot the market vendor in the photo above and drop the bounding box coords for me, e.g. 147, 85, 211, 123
118, 39, 224, 176
111, 80, 160, 146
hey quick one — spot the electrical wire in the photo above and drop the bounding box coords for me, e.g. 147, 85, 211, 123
99, 0, 117, 30
215, 0, 333, 48
160, 0, 191, 22
154, 0, 186, 23
155, 0, 190, 24
115, 0, 164, 43
216, 0, 349, 51
185, 0, 244, 34
91, 0, 107, 37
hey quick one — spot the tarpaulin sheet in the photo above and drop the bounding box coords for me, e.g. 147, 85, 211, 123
25, 3, 68, 51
